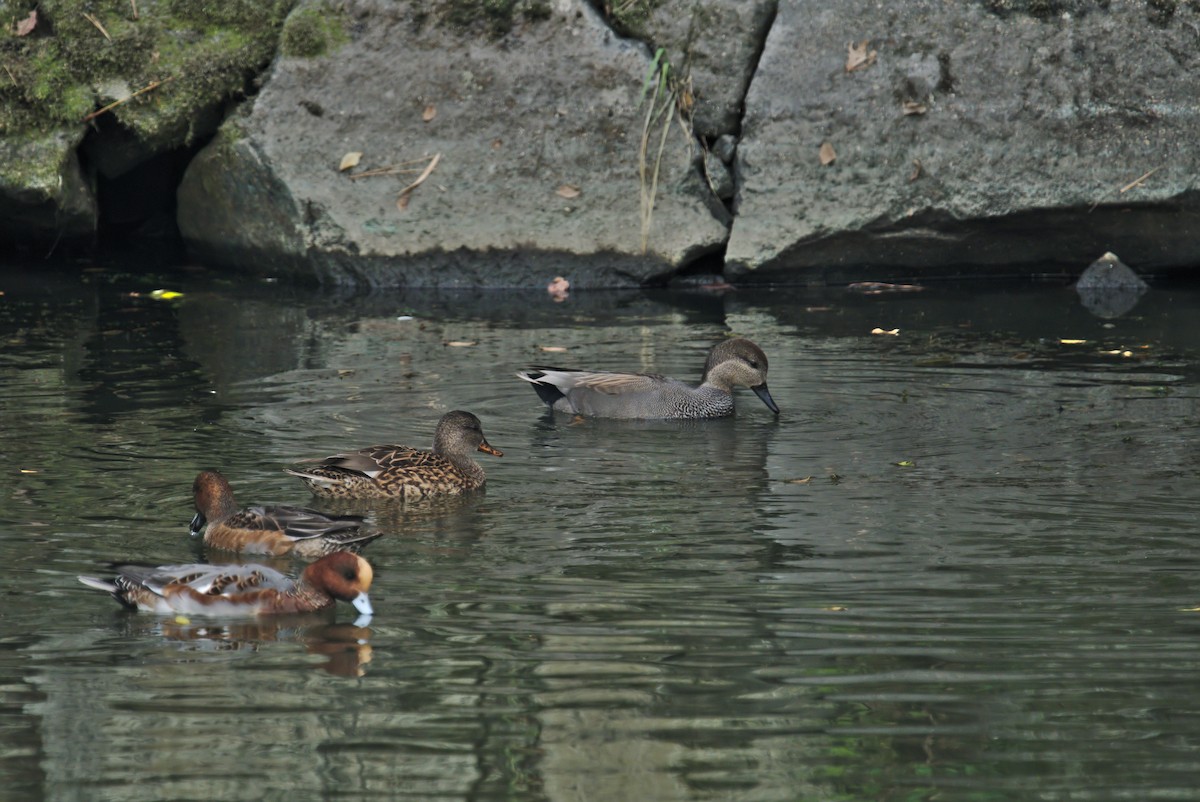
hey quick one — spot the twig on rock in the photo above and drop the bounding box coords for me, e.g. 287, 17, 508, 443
83, 77, 173, 122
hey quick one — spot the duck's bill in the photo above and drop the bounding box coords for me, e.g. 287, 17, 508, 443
478, 441, 504, 457
752, 383, 780, 414
189, 511, 205, 538
352, 593, 374, 617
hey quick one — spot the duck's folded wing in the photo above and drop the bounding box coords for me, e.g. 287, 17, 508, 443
119, 563, 294, 597
243, 505, 366, 540
524, 368, 667, 396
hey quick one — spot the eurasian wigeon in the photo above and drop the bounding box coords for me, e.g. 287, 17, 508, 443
77, 551, 374, 617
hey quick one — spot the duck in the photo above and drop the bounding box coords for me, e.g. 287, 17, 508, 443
284, 410, 502, 500
516, 337, 780, 419
190, 469, 383, 558
77, 551, 374, 617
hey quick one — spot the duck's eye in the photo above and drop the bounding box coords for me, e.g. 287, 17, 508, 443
342, 568, 357, 581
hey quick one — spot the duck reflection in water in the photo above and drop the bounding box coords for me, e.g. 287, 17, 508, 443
156, 616, 375, 678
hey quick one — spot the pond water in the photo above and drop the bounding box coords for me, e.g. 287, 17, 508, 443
2, 259, 1200, 801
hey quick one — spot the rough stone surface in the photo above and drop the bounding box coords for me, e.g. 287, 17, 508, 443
606, 0, 777, 141
178, 0, 729, 287
0, 130, 96, 244
726, 0, 1200, 283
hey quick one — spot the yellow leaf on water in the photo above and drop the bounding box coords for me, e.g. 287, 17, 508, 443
1059, 338, 1087, 345
540, 346, 568, 353
785, 476, 814, 484
149, 289, 183, 300
871, 327, 900, 336
894, 460, 915, 467
174, 615, 190, 625
339, 151, 362, 171
19, 468, 39, 474
444, 340, 477, 347
824, 605, 848, 612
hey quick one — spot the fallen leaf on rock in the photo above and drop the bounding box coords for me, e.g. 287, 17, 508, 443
444, 340, 477, 347
396, 152, 441, 210
15, 9, 37, 36
339, 151, 362, 171
902, 100, 927, 115
819, 141, 836, 165
871, 327, 900, 336
547, 275, 570, 302
539, 346, 569, 353
422, 104, 437, 122
846, 40, 876, 72
556, 184, 581, 199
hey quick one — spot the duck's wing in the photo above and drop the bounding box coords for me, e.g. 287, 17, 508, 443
240, 505, 367, 540
519, 367, 667, 396
119, 563, 295, 598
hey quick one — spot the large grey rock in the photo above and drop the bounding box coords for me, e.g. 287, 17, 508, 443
726, 0, 1200, 283
0, 130, 96, 245
178, 0, 729, 287
601, 0, 777, 141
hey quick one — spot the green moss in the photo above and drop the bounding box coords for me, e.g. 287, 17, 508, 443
280, 3, 350, 58
0, 0, 298, 141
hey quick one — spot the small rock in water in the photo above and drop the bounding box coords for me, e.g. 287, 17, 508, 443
1074, 252, 1148, 319
1074, 252, 1148, 291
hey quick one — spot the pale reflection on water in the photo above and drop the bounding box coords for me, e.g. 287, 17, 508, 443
3, 263, 1200, 800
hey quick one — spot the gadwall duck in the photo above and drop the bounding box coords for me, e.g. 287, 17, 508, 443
190, 470, 383, 558
516, 337, 780, 419
284, 410, 502, 500
77, 552, 374, 617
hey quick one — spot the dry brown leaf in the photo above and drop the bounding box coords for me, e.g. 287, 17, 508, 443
785, 476, 814, 484
339, 151, 362, 171
556, 184, 581, 199
871, 327, 900, 336
422, 104, 437, 122
546, 275, 570, 302
902, 100, 927, 116
846, 40, 877, 72
15, 9, 37, 36
396, 152, 441, 209
444, 340, 477, 347
819, 141, 837, 165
